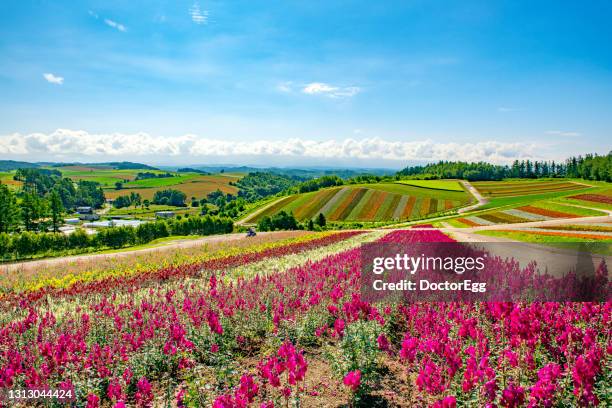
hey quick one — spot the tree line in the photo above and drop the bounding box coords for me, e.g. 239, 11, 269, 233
397, 151, 611, 182
257, 211, 327, 232
0, 214, 233, 259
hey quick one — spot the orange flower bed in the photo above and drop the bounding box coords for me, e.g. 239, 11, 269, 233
402, 196, 417, 219
420, 198, 431, 217
329, 188, 366, 220
357, 191, 387, 220
569, 194, 612, 205
457, 217, 481, 227
518, 205, 578, 218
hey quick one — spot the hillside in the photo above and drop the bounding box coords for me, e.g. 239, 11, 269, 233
242, 182, 470, 223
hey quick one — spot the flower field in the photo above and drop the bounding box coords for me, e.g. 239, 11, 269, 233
472, 180, 586, 198
449, 200, 605, 228
243, 183, 469, 224
568, 194, 612, 206
0, 228, 609, 407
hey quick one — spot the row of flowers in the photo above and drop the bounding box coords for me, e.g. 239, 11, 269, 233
1, 231, 363, 309
0, 229, 609, 407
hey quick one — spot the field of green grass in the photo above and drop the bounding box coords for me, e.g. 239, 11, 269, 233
476, 230, 612, 255
242, 182, 470, 223
107, 204, 203, 219
397, 179, 464, 191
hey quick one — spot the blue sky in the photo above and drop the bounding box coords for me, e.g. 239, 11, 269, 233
0, 0, 611, 167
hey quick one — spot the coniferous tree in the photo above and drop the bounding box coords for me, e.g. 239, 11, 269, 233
0, 184, 20, 233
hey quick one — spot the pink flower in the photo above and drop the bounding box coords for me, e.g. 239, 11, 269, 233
343, 370, 361, 392
501, 382, 525, 408
135, 376, 153, 407
377, 334, 390, 351
432, 396, 457, 408
334, 318, 345, 337
86, 394, 100, 408
211, 343, 219, 353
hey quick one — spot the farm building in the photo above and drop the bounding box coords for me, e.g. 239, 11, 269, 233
76, 207, 99, 221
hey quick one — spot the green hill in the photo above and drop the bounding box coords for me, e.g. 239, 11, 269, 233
243, 182, 470, 223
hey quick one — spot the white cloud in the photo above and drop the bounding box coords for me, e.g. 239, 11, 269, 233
0, 129, 540, 164
88, 10, 99, 19
302, 82, 360, 98
104, 19, 126, 32
43, 73, 64, 85
190, 2, 209, 25
545, 130, 581, 137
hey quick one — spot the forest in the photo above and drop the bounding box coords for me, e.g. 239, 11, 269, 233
398, 152, 611, 181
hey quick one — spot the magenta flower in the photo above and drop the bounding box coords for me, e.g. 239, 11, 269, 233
343, 370, 361, 392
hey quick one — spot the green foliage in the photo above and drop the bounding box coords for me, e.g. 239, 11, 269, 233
75, 180, 105, 208
328, 320, 383, 397
48, 190, 64, 232
0, 214, 233, 259
113, 192, 142, 209
236, 172, 300, 201
296, 175, 344, 193
21, 192, 48, 231
14, 168, 61, 194
398, 151, 612, 182
316, 213, 326, 227
153, 189, 187, 206
257, 210, 299, 231
0, 184, 20, 233
135, 171, 174, 180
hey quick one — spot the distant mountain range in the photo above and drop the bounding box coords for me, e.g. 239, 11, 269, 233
0, 160, 158, 171
0, 160, 396, 178
159, 165, 396, 178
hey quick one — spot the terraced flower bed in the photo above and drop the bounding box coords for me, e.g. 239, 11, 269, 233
517, 205, 579, 218
568, 193, 612, 205
245, 183, 468, 223
472, 180, 584, 197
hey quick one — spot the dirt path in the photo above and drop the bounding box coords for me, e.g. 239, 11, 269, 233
458, 180, 488, 214
0, 231, 306, 273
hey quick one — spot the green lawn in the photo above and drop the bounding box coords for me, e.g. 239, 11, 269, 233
122, 174, 199, 188
397, 179, 465, 192
476, 230, 612, 255
356, 183, 469, 201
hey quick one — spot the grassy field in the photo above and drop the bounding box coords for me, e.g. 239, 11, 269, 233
477, 230, 612, 253
243, 182, 470, 223
104, 174, 239, 200
397, 179, 465, 191
51, 166, 241, 200
1, 166, 241, 202
0, 171, 22, 189
106, 204, 203, 219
